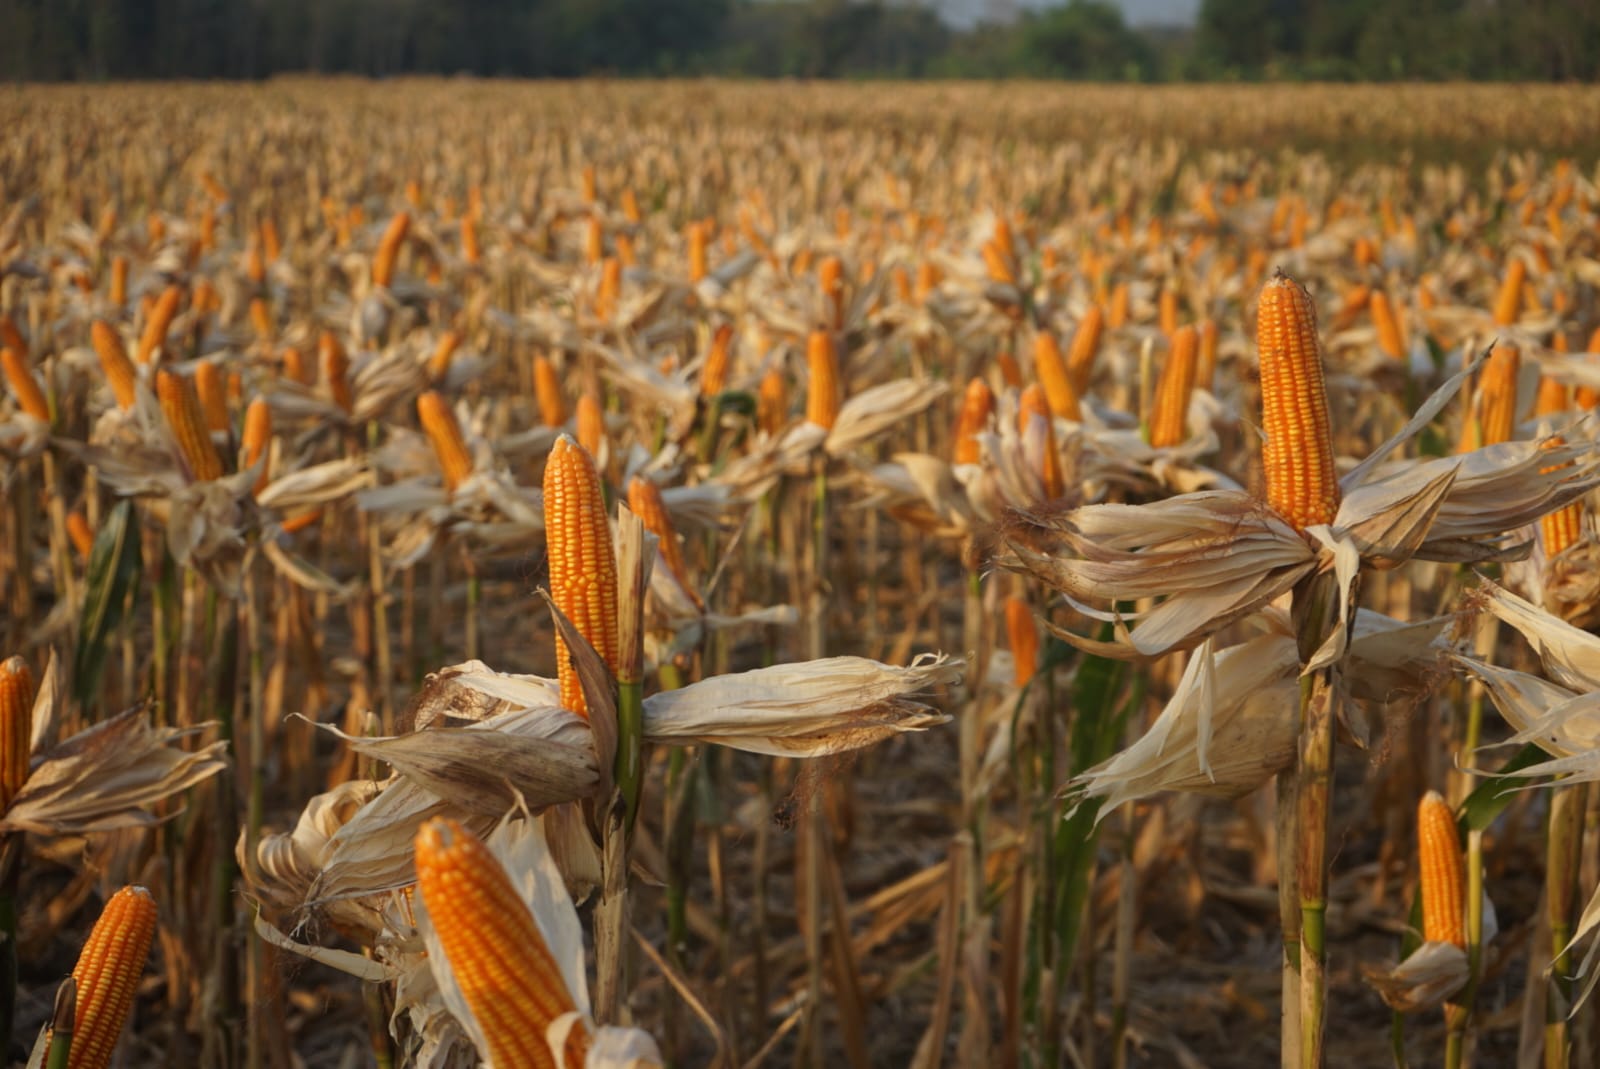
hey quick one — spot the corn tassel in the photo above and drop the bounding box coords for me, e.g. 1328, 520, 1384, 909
1, 347, 49, 423
952, 377, 994, 466
1032, 331, 1081, 422
417, 392, 474, 493
414, 819, 588, 1069
543, 436, 619, 718
155, 371, 224, 482
52, 886, 159, 1069
0, 655, 34, 811
1150, 325, 1198, 449
1256, 273, 1340, 531
805, 330, 840, 430
1417, 791, 1466, 948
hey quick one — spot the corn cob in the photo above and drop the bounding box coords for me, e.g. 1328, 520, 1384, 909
241, 398, 273, 497
461, 213, 481, 264
628, 476, 700, 608
1032, 331, 1081, 423
1474, 344, 1520, 449
914, 262, 939, 304
193, 360, 229, 433
281, 347, 312, 387
260, 217, 281, 261
66, 510, 93, 561
1, 347, 49, 423
1534, 376, 1584, 555
995, 350, 1022, 389
50, 886, 158, 1069
417, 392, 474, 493
758, 366, 787, 435
701, 324, 734, 398
414, 819, 589, 1069
584, 215, 604, 265
1257, 273, 1340, 531
1066, 304, 1104, 396
805, 330, 840, 430
1197, 317, 1219, 392
533, 356, 567, 428
1493, 256, 1525, 327
981, 241, 1015, 286
372, 211, 410, 289
544, 436, 619, 718
0, 655, 34, 811
688, 222, 709, 283
1150, 325, 1198, 449
1107, 281, 1130, 329
1004, 597, 1038, 689
594, 257, 621, 321
320, 331, 352, 415
1158, 287, 1179, 337
575, 392, 605, 459
1018, 384, 1063, 500
819, 256, 845, 329
109, 256, 128, 307
135, 284, 182, 364
246, 242, 266, 286
952, 377, 994, 466
155, 371, 224, 482
428, 331, 462, 382
1417, 791, 1466, 948
621, 188, 641, 224
1370, 290, 1406, 360
90, 321, 137, 410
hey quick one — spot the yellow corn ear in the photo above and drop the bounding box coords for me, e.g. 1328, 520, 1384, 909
1370, 290, 1406, 360
1493, 256, 1525, 327
1196, 318, 1219, 392
1256, 273, 1340, 531
584, 215, 604, 265
417, 392, 474, 493
758, 366, 787, 436
688, 222, 709, 283
1107, 281, 1130, 329
627, 476, 700, 609
241, 398, 273, 496
1158, 286, 1179, 337
1472, 344, 1520, 450
575, 392, 604, 459
1032, 331, 1081, 423
1066, 304, 1104, 396
155, 370, 223, 482
0, 316, 24, 357
428, 331, 462, 382
995, 350, 1022, 390
981, 241, 1015, 286
1004, 597, 1037, 688
0, 655, 34, 811
67, 510, 94, 561
136, 284, 182, 364
109, 256, 128, 307
952, 377, 994, 466
533, 355, 567, 428
52, 886, 159, 1069
805, 330, 840, 430
193, 360, 229, 433
701, 324, 734, 398
1, 347, 49, 423
1150, 325, 1198, 449
1018, 384, 1063, 500
461, 213, 481, 264
1417, 791, 1466, 948
320, 331, 352, 415
594, 257, 621, 322
543, 436, 619, 718
414, 819, 588, 1069
819, 256, 845, 330
91, 321, 137, 410
372, 211, 410, 289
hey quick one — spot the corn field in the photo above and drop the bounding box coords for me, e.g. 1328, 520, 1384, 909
6, 79, 1600, 1068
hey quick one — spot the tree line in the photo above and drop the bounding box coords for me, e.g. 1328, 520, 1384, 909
1, 0, 1597, 83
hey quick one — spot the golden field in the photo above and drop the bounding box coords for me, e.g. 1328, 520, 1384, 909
4, 79, 1600, 1068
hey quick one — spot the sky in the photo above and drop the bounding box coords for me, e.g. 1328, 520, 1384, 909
930, 0, 1202, 29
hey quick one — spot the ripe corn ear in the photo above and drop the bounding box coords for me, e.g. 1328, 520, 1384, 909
1417, 792, 1465, 948
0, 655, 34, 811
952, 377, 994, 466
805, 330, 840, 430
544, 436, 619, 718
417, 392, 473, 493
1, 347, 49, 423
53, 886, 159, 1069
1256, 274, 1340, 530
1150, 326, 1198, 449
1032, 331, 1081, 422
91, 321, 137, 410
155, 371, 224, 482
